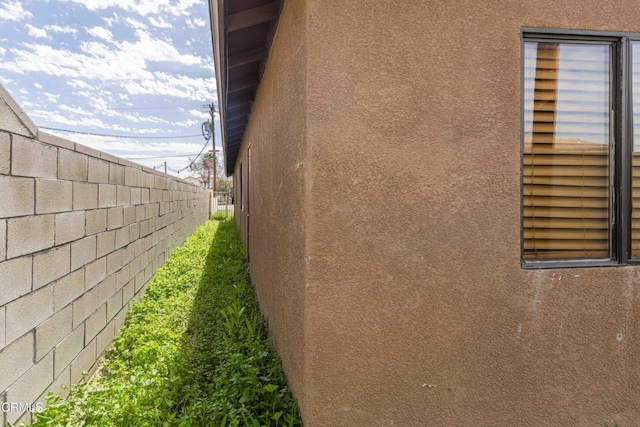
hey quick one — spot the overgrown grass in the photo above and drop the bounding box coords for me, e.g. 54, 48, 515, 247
211, 210, 233, 221
25, 219, 300, 427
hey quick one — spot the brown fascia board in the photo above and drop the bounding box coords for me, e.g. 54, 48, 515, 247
226, 3, 279, 33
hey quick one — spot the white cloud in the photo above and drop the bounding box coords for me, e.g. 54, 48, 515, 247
149, 16, 172, 29
80, 41, 113, 57
20, 100, 40, 108
0, 0, 32, 22
135, 128, 162, 134
101, 15, 116, 27
89, 96, 109, 111
2, 0, 215, 163
86, 26, 113, 42
94, 104, 190, 127
55, 93, 177, 128
60, 0, 200, 17
105, 110, 169, 125
201, 61, 215, 74
123, 29, 201, 65
189, 109, 209, 119
44, 25, 77, 35
175, 0, 200, 15
124, 16, 146, 30
26, 24, 48, 39
1, 29, 205, 83
185, 17, 205, 29
174, 118, 197, 127
59, 104, 93, 116
43, 92, 60, 103
61, 0, 162, 15
68, 79, 91, 89
32, 108, 132, 132
123, 72, 215, 100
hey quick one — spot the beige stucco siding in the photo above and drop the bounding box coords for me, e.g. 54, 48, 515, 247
232, 0, 308, 413
300, 1, 640, 426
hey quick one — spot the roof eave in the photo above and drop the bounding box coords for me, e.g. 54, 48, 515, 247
208, 0, 230, 175
208, 0, 282, 177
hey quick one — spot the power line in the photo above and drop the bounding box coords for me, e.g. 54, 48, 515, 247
40, 126, 203, 139
113, 104, 219, 111
124, 153, 205, 160
178, 137, 210, 173
176, 105, 216, 173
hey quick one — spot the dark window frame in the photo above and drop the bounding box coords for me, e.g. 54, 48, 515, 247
521, 28, 640, 269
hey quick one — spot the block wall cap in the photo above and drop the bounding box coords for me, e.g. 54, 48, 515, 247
0, 85, 37, 138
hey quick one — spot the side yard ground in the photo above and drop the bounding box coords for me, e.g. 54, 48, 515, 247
21, 219, 300, 427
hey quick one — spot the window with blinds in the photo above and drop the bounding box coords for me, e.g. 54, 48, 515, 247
632, 42, 640, 258
523, 40, 612, 261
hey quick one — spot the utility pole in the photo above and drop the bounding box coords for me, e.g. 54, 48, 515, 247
164, 161, 167, 175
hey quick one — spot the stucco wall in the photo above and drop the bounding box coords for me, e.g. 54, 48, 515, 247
298, 1, 640, 426
0, 87, 209, 425
228, 0, 640, 425
232, 0, 308, 412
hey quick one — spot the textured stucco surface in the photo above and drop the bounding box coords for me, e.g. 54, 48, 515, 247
232, 0, 640, 425
233, 0, 308, 412
300, 1, 640, 426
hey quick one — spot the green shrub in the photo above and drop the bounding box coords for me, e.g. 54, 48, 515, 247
24, 220, 300, 427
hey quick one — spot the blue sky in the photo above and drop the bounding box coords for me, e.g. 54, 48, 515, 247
0, 0, 219, 177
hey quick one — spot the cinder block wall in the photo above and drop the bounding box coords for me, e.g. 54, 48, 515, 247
0, 87, 209, 425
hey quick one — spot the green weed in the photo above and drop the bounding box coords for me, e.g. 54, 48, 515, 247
211, 211, 231, 221
23, 220, 300, 427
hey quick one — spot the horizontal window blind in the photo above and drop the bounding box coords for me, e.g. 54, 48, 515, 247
632, 42, 640, 257
523, 41, 611, 260
633, 156, 640, 254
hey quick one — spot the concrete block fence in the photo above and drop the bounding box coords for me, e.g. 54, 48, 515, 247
0, 86, 210, 425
